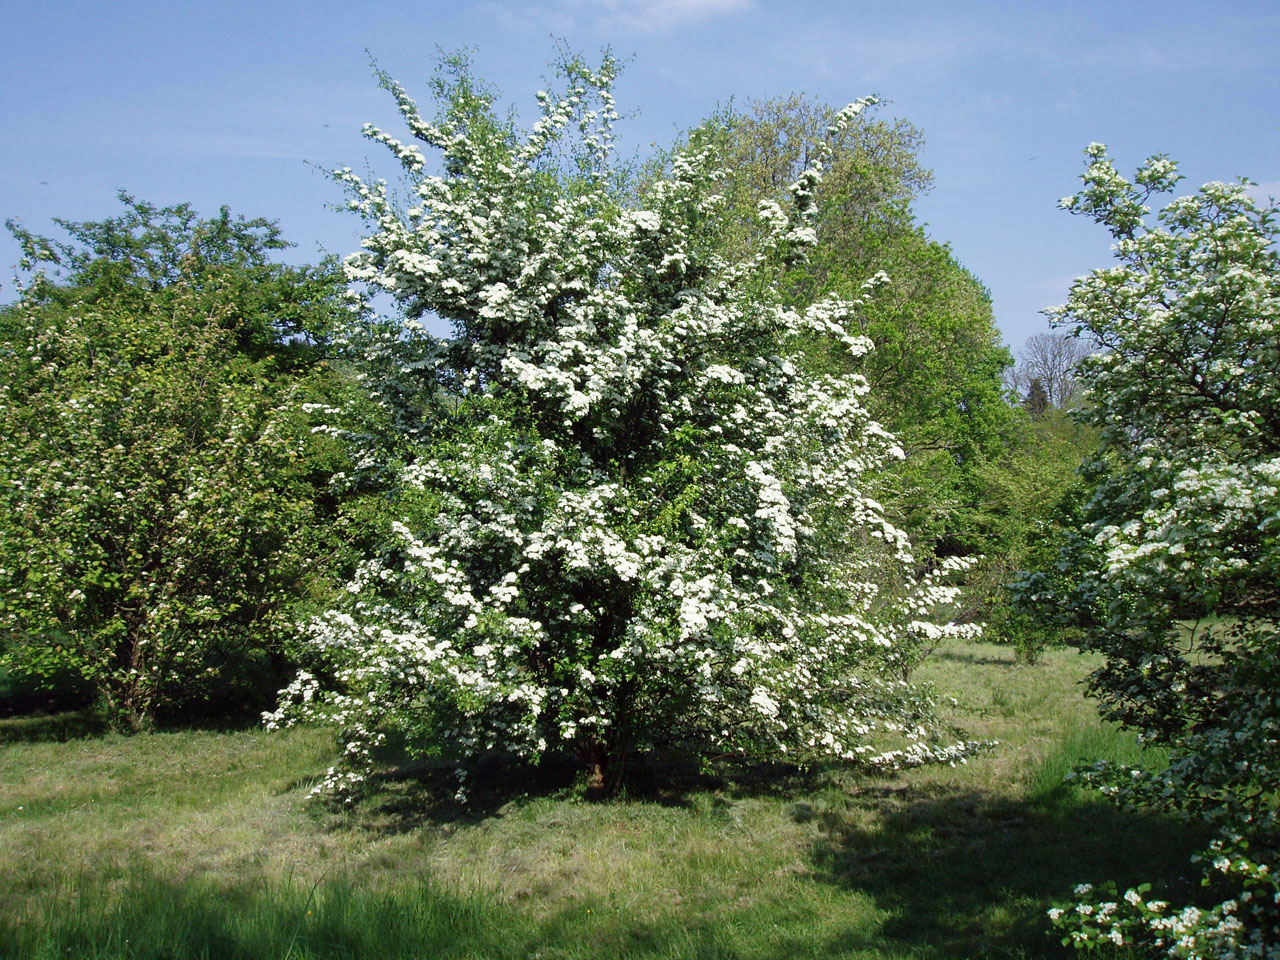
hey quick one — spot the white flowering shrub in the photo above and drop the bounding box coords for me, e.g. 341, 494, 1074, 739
267, 54, 983, 799
1042, 146, 1279, 957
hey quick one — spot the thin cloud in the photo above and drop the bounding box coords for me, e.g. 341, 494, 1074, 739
474, 2, 577, 35
585, 0, 752, 31
480, 0, 752, 35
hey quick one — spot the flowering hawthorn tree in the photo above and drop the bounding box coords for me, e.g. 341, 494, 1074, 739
268, 54, 982, 799
1039, 146, 1279, 957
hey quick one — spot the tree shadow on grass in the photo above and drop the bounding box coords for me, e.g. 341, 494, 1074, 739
805, 780, 1209, 959
0, 703, 301, 746
346, 740, 832, 836
0, 706, 109, 744
929, 648, 1030, 668
348, 748, 586, 832
6, 864, 897, 960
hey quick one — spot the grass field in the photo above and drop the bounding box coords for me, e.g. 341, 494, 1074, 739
0, 641, 1204, 959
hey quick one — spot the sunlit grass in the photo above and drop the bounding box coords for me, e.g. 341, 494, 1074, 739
1, 641, 1201, 959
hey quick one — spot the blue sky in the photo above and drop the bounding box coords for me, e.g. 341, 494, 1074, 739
2, 0, 1276, 353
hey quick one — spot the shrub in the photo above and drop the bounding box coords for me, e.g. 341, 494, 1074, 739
0, 198, 351, 728
1041, 146, 1279, 957
267, 53, 985, 800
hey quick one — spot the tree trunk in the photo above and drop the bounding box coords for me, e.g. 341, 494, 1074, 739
577, 739, 611, 799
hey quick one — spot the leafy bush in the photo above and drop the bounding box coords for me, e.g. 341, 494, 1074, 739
0, 197, 351, 728
970, 408, 1097, 663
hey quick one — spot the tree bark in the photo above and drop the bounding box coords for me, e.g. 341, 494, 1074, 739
577, 739, 611, 799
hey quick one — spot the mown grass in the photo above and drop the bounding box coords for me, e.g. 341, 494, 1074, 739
1, 641, 1204, 959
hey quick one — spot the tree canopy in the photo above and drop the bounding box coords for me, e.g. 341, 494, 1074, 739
0, 196, 352, 728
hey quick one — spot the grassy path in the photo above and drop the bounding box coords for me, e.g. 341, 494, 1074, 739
0, 642, 1200, 959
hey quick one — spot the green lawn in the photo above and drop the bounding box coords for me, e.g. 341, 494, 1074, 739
0, 641, 1202, 959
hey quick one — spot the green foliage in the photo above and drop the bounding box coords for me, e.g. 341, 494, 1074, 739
840, 230, 1016, 559
7, 191, 341, 368
963, 408, 1097, 662
680, 93, 931, 267
0, 197, 353, 729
